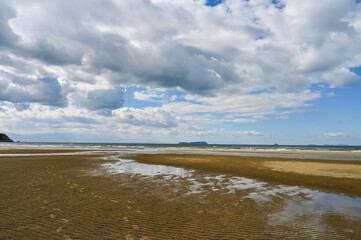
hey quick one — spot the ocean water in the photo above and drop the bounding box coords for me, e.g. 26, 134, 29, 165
1, 142, 361, 152
1, 142, 361, 161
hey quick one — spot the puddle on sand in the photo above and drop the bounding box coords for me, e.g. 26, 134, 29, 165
102, 156, 361, 233
268, 192, 361, 234
102, 158, 195, 177
271, 191, 361, 224
101, 157, 267, 195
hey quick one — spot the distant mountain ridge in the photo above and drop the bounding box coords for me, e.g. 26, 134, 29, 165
0, 133, 14, 142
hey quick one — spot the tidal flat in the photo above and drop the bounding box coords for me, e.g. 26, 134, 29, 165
1, 149, 360, 239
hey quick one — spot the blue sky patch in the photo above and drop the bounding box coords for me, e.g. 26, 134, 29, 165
271, 0, 285, 10
206, 0, 222, 7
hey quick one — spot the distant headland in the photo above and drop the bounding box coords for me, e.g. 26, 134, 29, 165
0, 133, 14, 142
178, 141, 208, 145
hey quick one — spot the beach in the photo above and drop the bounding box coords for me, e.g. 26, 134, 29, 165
1, 148, 361, 239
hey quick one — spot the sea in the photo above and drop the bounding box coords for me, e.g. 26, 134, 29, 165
1, 142, 361, 151
1, 142, 361, 160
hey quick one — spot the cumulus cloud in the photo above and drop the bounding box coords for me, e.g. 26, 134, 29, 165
112, 107, 178, 128
0, 2, 19, 48
0, 103, 179, 140
1, 0, 360, 97
0, 0, 361, 142
133, 90, 165, 102
0, 71, 67, 107
164, 90, 321, 121
72, 87, 125, 113
321, 68, 360, 88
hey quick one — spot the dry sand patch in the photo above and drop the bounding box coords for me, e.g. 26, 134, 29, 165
264, 161, 361, 179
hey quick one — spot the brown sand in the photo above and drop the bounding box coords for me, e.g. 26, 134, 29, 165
1, 150, 361, 239
165, 148, 361, 155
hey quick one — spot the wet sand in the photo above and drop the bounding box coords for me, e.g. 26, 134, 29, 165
1, 149, 361, 239
132, 154, 361, 197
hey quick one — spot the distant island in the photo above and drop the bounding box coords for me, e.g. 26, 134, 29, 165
178, 141, 208, 145
0, 133, 14, 142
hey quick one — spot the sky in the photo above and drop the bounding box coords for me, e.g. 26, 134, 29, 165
0, 0, 361, 145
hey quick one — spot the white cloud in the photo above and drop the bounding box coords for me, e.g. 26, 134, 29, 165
321, 68, 360, 88
164, 90, 320, 121
1, 0, 360, 98
112, 107, 178, 128
323, 132, 348, 137
0, 0, 361, 142
238, 131, 260, 136
133, 90, 165, 102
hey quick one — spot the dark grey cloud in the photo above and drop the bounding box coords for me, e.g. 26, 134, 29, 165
74, 87, 125, 112
22, 39, 83, 66
86, 87, 125, 110
0, 72, 67, 107
0, 2, 19, 48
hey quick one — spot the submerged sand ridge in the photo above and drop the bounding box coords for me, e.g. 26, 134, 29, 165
1, 149, 361, 239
